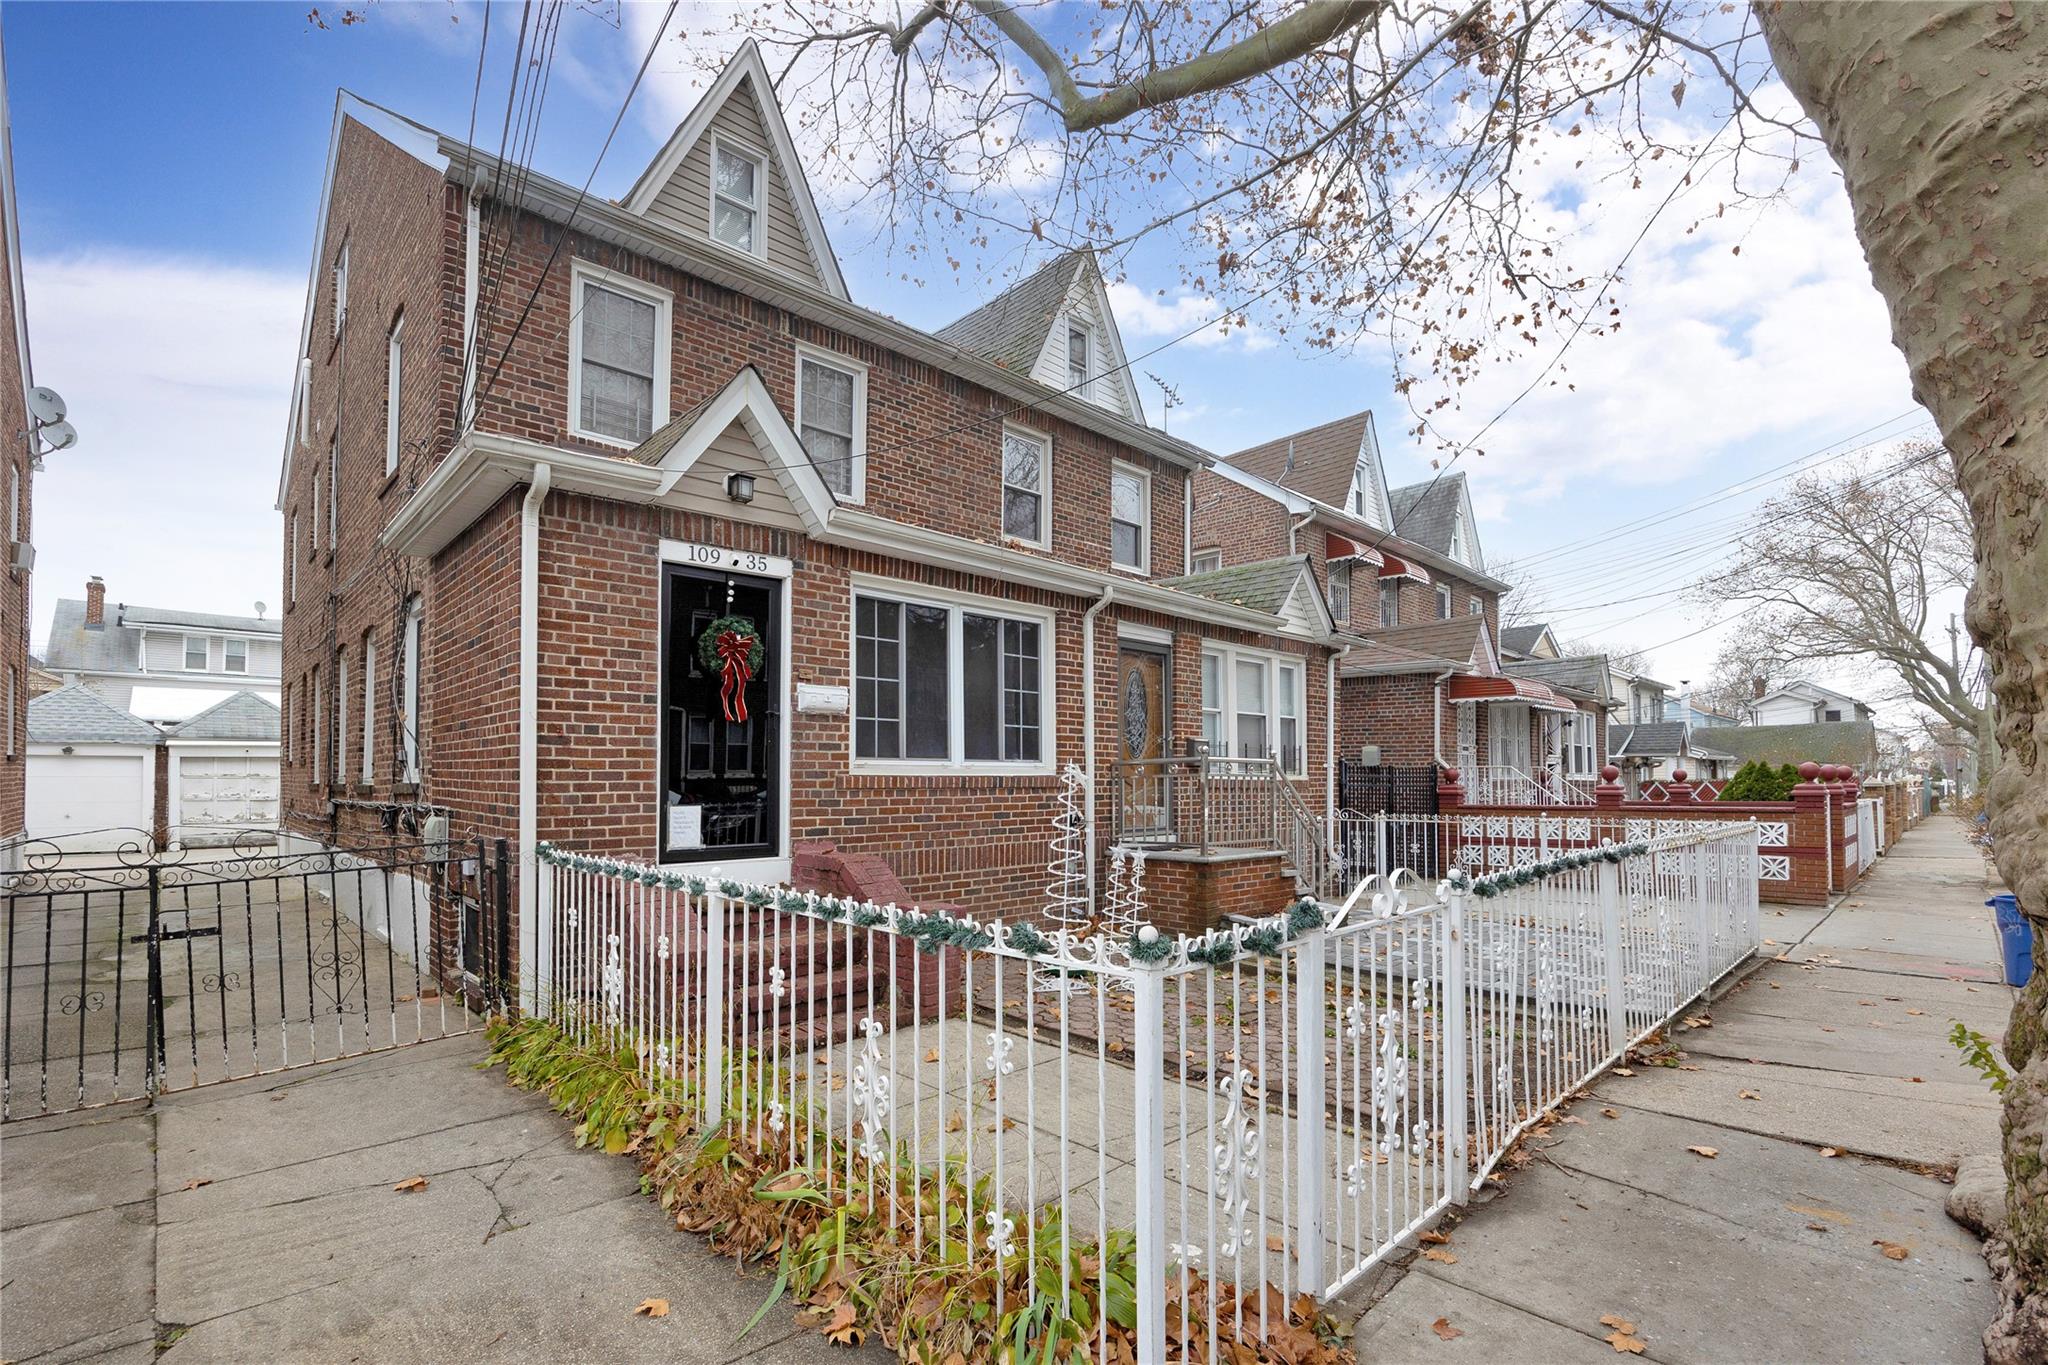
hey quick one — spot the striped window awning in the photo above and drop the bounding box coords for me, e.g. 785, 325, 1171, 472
1445, 675, 1580, 713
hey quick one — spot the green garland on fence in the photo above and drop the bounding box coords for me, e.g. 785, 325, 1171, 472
1464, 842, 1649, 899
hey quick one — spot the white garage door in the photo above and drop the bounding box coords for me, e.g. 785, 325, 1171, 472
176, 753, 280, 840
27, 749, 153, 847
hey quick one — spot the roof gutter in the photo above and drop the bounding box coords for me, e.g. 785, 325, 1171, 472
1082, 584, 1117, 910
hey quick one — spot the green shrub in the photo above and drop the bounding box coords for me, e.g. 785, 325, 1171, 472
1718, 760, 1798, 801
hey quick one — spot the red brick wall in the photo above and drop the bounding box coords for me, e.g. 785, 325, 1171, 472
1143, 851, 1296, 938
1190, 469, 1292, 568
0, 193, 28, 841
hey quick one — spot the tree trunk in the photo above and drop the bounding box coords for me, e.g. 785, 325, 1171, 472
1755, 4, 2048, 1359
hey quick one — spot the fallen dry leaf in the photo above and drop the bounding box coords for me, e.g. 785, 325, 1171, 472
1419, 1229, 1452, 1245
945, 1113, 964, 1133
180, 1178, 213, 1191
1820, 1147, 1842, 1158
1600, 1107, 1620, 1119
1422, 1248, 1459, 1264
924, 1048, 939, 1063
1267, 1234, 1288, 1253
1739, 1089, 1762, 1101
1873, 1239, 1910, 1262
1906, 1009, 1925, 1017
1807, 1222, 1830, 1232
635, 1298, 669, 1318
1909, 1076, 1925, 1084
1613, 1067, 1634, 1077
1431, 1317, 1464, 1342
393, 1175, 429, 1193
1606, 1330, 1649, 1354
1686, 1145, 1719, 1159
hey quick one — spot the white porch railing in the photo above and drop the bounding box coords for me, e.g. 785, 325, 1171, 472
1464, 763, 1595, 806
535, 820, 1759, 1361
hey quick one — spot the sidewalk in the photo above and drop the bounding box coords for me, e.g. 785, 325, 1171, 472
1, 1036, 891, 1364
1351, 816, 2010, 1363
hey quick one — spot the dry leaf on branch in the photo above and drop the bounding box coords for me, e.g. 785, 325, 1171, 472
634, 1298, 669, 1317
1686, 1145, 1718, 1159
393, 1175, 429, 1193
1431, 1317, 1464, 1341
1873, 1239, 1910, 1261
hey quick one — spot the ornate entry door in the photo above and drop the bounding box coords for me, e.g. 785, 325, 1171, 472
660, 563, 781, 864
1118, 646, 1170, 839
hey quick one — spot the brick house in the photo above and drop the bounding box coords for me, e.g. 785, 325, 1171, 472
0, 36, 48, 862
275, 45, 1353, 984
1190, 412, 1607, 807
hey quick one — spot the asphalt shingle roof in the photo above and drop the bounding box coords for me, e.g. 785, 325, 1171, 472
1158, 555, 1310, 616
28, 684, 163, 746
1223, 411, 1370, 511
933, 253, 1086, 373
1499, 623, 1552, 657
44, 597, 279, 678
1506, 656, 1610, 700
1693, 721, 1879, 772
1387, 473, 1466, 557
171, 690, 281, 742
118, 605, 279, 635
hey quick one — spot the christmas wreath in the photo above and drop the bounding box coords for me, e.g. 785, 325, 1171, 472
696, 614, 764, 723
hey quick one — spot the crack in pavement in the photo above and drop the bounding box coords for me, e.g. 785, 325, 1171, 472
1400, 1263, 1670, 1361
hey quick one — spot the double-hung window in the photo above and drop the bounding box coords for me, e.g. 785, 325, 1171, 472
1468, 595, 1482, 617
1328, 562, 1351, 623
853, 586, 1046, 769
710, 140, 763, 256
331, 243, 348, 338
184, 636, 209, 671
1564, 711, 1597, 776
360, 630, 377, 784
400, 595, 423, 784
224, 638, 248, 674
1110, 463, 1148, 572
1435, 584, 1453, 619
1067, 323, 1091, 398
1192, 549, 1223, 575
796, 347, 865, 501
289, 513, 299, 605
1000, 424, 1049, 545
1379, 580, 1400, 627
1200, 645, 1307, 776
335, 650, 350, 786
384, 314, 403, 477
570, 263, 671, 446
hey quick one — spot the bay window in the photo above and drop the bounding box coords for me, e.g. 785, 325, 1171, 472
1200, 644, 1307, 776
853, 585, 1046, 769
1000, 424, 1049, 545
570, 262, 671, 446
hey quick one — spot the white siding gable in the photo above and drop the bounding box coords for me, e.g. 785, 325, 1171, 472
1026, 264, 1144, 422
622, 43, 847, 299
1348, 417, 1393, 530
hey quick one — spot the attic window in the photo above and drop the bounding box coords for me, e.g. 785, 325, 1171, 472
1450, 514, 1472, 564
711, 141, 763, 256
1351, 463, 1377, 525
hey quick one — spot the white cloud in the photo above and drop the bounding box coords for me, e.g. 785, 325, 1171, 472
25, 252, 300, 647
1104, 281, 1274, 353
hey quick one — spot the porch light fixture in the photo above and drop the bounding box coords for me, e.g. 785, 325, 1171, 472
725, 472, 756, 504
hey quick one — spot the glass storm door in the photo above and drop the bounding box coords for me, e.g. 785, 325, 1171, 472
660, 565, 780, 864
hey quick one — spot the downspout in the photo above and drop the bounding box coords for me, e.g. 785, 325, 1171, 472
1324, 652, 1337, 820
1182, 478, 1193, 575
461, 184, 481, 428
517, 462, 552, 1013
1082, 584, 1118, 909
1287, 511, 1316, 556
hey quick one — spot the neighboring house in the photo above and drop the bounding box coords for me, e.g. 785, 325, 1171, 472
276, 46, 1353, 955
42, 577, 282, 721
1184, 412, 1585, 802
0, 24, 49, 858
27, 652, 60, 698
1611, 666, 1672, 725
164, 691, 281, 845
25, 683, 161, 850
1665, 695, 1739, 729
1499, 622, 1563, 662
1744, 680, 1876, 726
1607, 721, 1739, 792
1692, 720, 1881, 777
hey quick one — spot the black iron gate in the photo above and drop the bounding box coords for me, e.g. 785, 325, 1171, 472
1335, 762, 1444, 879
1, 833, 512, 1121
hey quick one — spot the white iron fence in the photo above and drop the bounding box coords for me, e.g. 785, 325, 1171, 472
536, 819, 1759, 1360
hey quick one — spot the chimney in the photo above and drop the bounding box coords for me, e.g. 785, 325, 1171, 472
1751, 675, 1767, 700
84, 576, 106, 629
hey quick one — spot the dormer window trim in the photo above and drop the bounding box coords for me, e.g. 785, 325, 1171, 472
708, 134, 767, 260
1066, 321, 1092, 401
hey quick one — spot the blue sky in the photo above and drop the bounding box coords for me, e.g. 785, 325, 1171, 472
8, 2, 1935, 711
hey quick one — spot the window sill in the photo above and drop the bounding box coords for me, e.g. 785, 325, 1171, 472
565, 425, 647, 453
848, 763, 1057, 783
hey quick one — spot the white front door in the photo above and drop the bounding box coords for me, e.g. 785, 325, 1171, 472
1489, 703, 1531, 772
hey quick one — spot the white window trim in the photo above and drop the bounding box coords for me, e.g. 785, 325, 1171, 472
706, 134, 766, 260
289, 513, 298, 605
1191, 549, 1223, 575
1109, 460, 1150, 574
336, 651, 350, 788
1328, 561, 1351, 623
360, 632, 377, 785
566, 259, 674, 450
848, 574, 1056, 777
1435, 584, 1453, 619
793, 342, 867, 504
999, 420, 1052, 549
1200, 641, 1309, 778
331, 242, 348, 339
223, 638, 248, 674
384, 313, 404, 478
1467, 595, 1482, 617
183, 635, 212, 672
401, 596, 423, 785
312, 667, 324, 787
1066, 320, 1092, 399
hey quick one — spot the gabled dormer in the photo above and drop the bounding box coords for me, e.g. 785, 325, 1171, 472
1221, 410, 1391, 530
1388, 470, 1484, 571
935, 251, 1145, 422
620, 41, 848, 299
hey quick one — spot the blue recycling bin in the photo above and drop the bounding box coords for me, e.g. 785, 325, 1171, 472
1990, 894, 2033, 988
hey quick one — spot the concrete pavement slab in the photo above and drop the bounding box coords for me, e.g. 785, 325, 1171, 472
1594, 1055, 2000, 1165
1352, 1275, 1616, 1362
0, 1202, 157, 1363
0, 1102, 154, 1230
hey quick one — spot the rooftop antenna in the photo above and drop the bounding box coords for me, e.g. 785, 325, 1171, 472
1146, 372, 1182, 433
1280, 437, 1296, 482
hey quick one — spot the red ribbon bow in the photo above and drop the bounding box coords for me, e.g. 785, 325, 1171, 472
715, 630, 757, 724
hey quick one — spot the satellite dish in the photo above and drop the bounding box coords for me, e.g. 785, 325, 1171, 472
38, 420, 77, 453
27, 386, 66, 425
254, 601, 268, 619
